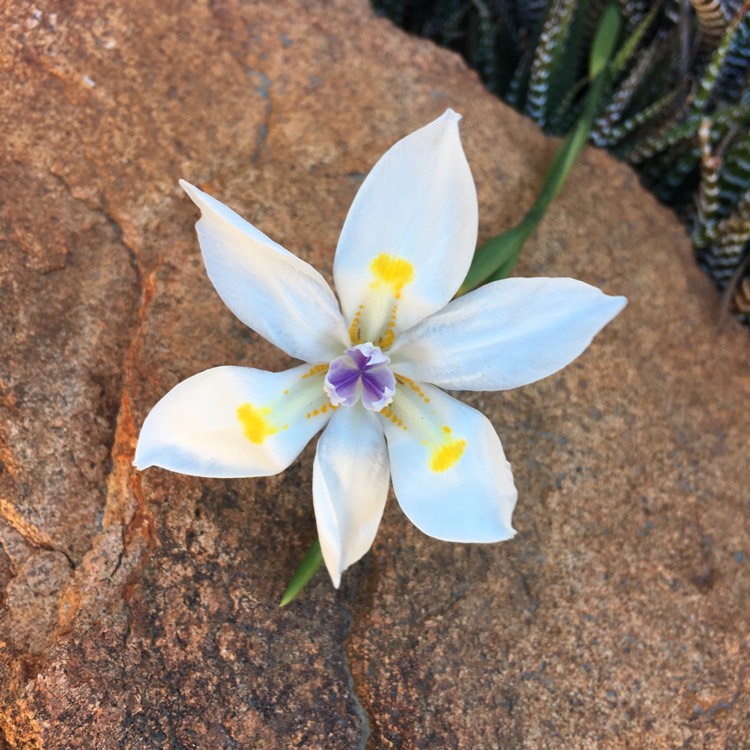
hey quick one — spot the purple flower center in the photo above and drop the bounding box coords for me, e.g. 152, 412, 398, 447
324, 343, 396, 412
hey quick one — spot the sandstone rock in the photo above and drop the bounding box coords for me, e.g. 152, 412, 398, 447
1, 0, 748, 747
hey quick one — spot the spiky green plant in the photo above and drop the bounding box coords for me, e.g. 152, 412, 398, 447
374, 0, 750, 324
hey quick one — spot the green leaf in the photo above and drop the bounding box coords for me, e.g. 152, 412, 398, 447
609, 3, 658, 78
589, 3, 622, 79
458, 224, 531, 296
280, 538, 324, 607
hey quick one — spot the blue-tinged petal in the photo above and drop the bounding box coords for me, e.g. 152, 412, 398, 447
135, 365, 333, 478
383, 383, 516, 543
181, 181, 349, 363
391, 277, 627, 391
334, 110, 478, 347
313, 407, 390, 587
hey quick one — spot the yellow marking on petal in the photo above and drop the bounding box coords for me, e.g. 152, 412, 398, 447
307, 402, 336, 419
237, 403, 278, 445
349, 305, 364, 344
430, 439, 467, 473
382, 404, 408, 431
378, 328, 395, 349
369, 254, 415, 299
376, 303, 400, 349
302, 364, 329, 379
396, 374, 429, 402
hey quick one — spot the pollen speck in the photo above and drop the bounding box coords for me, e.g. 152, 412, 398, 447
370, 253, 415, 298
237, 403, 277, 444
430, 439, 467, 473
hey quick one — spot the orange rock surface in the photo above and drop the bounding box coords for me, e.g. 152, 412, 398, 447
1, 1, 748, 747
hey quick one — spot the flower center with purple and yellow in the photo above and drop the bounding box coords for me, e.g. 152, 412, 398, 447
324, 342, 396, 412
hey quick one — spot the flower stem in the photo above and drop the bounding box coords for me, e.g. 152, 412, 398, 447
458, 2, 622, 294
281, 4, 623, 606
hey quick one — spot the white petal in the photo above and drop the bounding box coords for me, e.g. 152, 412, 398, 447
313, 407, 390, 587
181, 180, 349, 363
334, 110, 478, 345
384, 384, 516, 543
391, 277, 627, 391
134, 365, 333, 478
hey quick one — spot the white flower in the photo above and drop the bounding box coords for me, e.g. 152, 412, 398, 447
134, 110, 626, 586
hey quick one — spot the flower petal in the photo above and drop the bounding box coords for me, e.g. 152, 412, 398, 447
312, 407, 390, 587
391, 277, 627, 391
134, 365, 333, 478
180, 180, 349, 363
384, 383, 516, 543
334, 110, 478, 346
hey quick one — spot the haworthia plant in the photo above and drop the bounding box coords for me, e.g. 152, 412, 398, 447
373, 0, 750, 324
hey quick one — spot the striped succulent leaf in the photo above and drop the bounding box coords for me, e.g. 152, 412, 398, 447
707, 191, 750, 281
716, 122, 750, 211
717, 6, 750, 100
625, 113, 701, 164
546, 2, 598, 131
591, 37, 662, 144
694, 118, 725, 245
690, 5, 750, 118
506, 51, 534, 107
596, 88, 684, 147
525, 0, 579, 126
653, 144, 703, 203
692, 0, 731, 40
